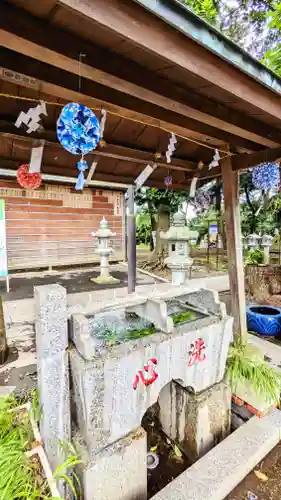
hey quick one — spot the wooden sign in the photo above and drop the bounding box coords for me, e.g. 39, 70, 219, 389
0, 67, 38, 89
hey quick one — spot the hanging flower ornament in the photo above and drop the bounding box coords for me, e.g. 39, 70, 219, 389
17, 165, 42, 189
56, 103, 100, 190
252, 162, 280, 191
164, 174, 172, 187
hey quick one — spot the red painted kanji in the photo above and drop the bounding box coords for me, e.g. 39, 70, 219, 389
132, 358, 158, 390
188, 338, 206, 367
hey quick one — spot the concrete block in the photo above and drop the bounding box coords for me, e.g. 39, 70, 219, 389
70, 348, 108, 450
151, 408, 281, 500
37, 350, 71, 471
35, 284, 68, 358
69, 314, 233, 450
159, 378, 231, 463
70, 314, 96, 360
127, 299, 174, 333
179, 289, 222, 316
81, 427, 147, 500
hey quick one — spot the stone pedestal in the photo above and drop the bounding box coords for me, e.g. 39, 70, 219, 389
35, 284, 71, 494
80, 428, 147, 500
164, 257, 193, 285
261, 234, 273, 265
158, 378, 231, 463
90, 253, 120, 285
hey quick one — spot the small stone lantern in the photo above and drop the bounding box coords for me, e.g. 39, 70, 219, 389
90, 217, 120, 284
161, 210, 198, 285
261, 234, 274, 265
246, 233, 261, 250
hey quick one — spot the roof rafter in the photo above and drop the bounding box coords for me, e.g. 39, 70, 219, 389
1, 2, 279, 148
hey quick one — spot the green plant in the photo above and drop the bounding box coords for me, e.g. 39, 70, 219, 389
226, 340, 281, 404
54, 445, 81, 500
31, 389, 43, 423
0, 396, 81, 500
171, 311, 197, 325
244, 248, 264, 265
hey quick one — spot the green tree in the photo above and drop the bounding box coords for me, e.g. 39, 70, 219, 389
135, 187, 188, 259
180, 0, 219, 25
188, 208, 220, 244
136, 212, 152, 246
240, 171, 281, 235
262, 2, 281, 74
180, 0, 279, 58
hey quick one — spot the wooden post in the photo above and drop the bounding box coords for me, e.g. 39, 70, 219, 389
222, 156, 247, 341
127, 186, 136, 294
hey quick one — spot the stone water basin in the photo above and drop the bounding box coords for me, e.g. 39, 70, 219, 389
69, 288, 233, 452
87, 298, 206, 349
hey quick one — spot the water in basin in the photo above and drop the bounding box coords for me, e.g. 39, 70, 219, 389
166, 299, 204, 325
88, 310, 156, 347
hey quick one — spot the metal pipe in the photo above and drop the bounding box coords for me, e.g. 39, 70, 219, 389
127, 185, 136, 294
0, 168, 128, 189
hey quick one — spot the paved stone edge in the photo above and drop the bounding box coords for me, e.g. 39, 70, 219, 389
151, 408, 281, 500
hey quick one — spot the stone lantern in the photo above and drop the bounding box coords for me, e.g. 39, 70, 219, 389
161, 210, 198, 285
90, 217, 120, 284
261, 234, 274, 265
246, 233, 261, 250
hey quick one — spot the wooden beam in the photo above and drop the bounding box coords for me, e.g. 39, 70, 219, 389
58, 0, 281, 122
0, 159, 186, 190
0, 131, 196, 174
185, 145, 281, 181
0, 119, 196, 169
222, 155, 247, 339
0, 46, 258, 152
232, 147, 281, 171
0, 53, 227, 149
1, 2, 280, 148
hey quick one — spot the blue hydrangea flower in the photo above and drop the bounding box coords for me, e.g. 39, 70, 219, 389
252, 162, 280, 191
57, 103, 100, 156
57, 103, 100, 190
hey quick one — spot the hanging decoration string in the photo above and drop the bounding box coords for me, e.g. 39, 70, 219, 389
78, 53, 86, 93
0, 92, 231, 157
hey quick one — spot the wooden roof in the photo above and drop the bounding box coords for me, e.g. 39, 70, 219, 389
1, 0, 281, 189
